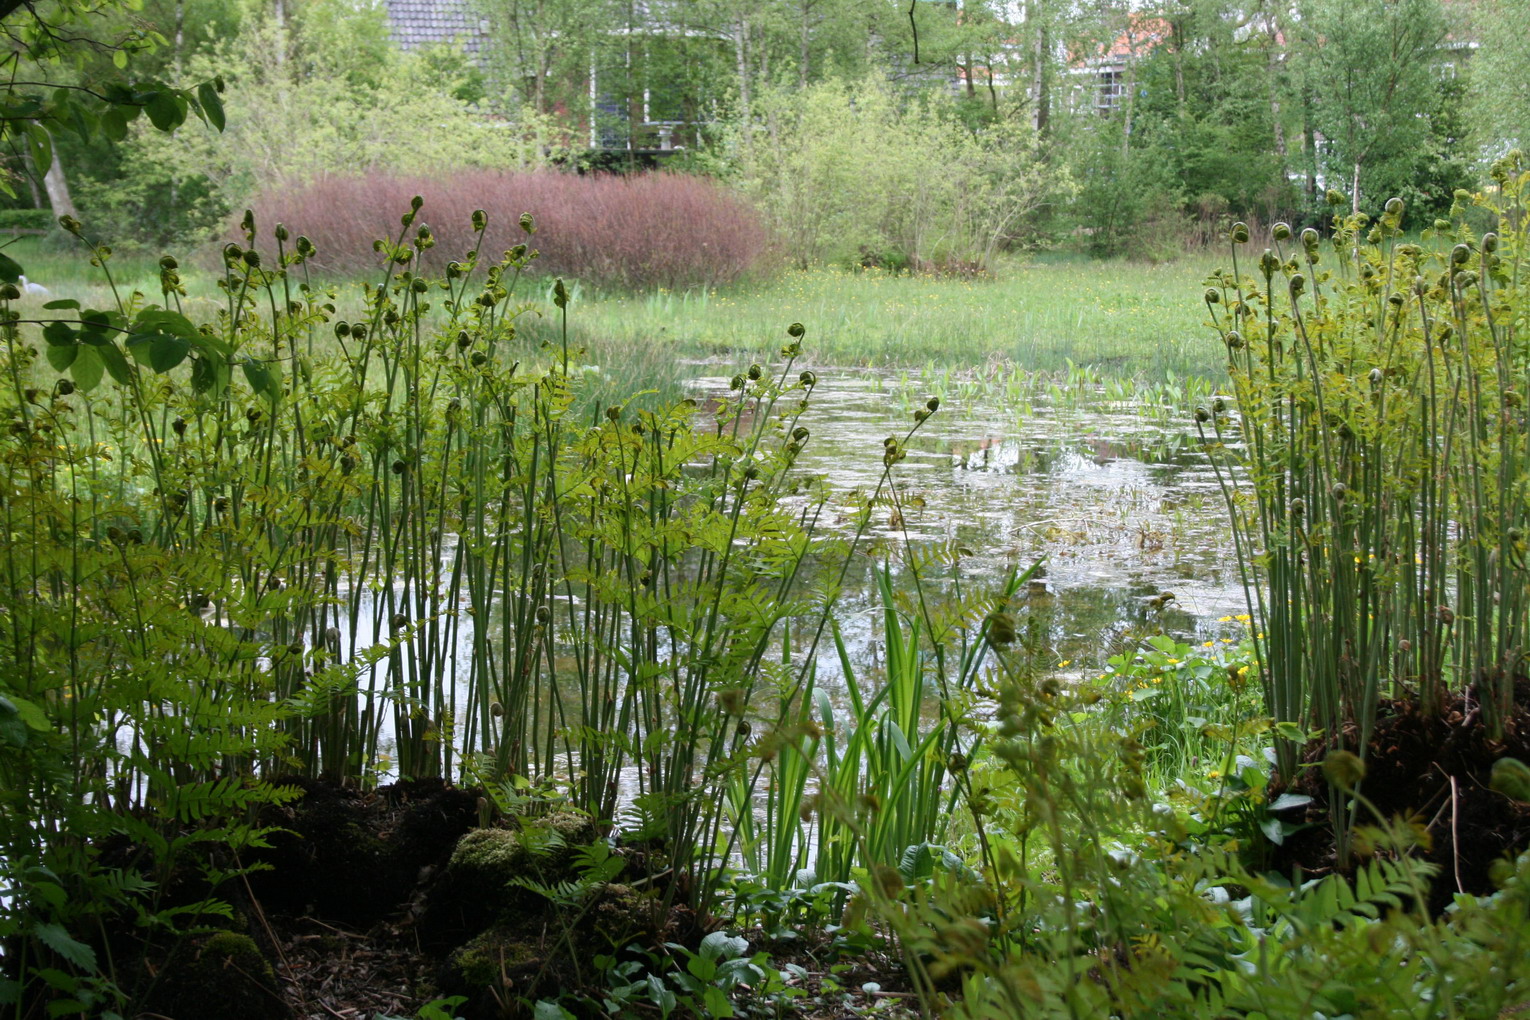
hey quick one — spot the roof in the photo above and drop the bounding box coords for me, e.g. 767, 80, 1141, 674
383, 0, 487, 54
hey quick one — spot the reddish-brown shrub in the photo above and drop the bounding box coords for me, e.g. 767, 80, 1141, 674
243, 171, 769, 291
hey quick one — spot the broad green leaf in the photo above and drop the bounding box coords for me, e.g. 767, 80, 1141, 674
0, 250, 22, 283
41, 299, 79, 310
699, 930, 748, 961
702, 987, 733, 1018
197, 81, 225, 132
126, 330, 191, 369
1270, 793, 1313, 812
70, 344, 103, 391
1491, 757, 1530, 803
68, 102, 98, 142
243, 359, 278, 402
24, 123, 51, 176
45, 344, 77, 372
1274, 721, 1309, 743
0, 698, 25, 748
4, 694, 48, 731
133, 309, 198, 339
97, 342, 131, 385
101, 107, 130, 143
190, 355, 218, 394
148, 334, 191, 373
143, 90, 185, 132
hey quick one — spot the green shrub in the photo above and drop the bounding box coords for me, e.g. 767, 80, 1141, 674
0, 209, 54, 232
740, 76, 1071, 271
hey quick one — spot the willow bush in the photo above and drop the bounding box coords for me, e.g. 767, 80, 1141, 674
1199, 157, 1530, 798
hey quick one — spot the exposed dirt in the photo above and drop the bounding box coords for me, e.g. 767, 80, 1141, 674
103, 778, 911, 1020
1270, 680, 1530, 914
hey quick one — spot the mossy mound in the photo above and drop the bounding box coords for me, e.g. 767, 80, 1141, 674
439, 883, 667, 1015
247, 776, 478, 925
424, 812, 607, 945
141, 931, 286, 1020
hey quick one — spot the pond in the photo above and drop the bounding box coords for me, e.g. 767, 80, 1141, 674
345, 364, 1251, 780
685, 366, 1250, 687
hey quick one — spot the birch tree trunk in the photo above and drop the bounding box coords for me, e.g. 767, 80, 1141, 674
41, 134, 78, 222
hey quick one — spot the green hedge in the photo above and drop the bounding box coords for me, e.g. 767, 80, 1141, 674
0, 208, 54, 231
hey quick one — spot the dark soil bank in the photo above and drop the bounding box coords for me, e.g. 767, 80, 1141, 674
1272, 683, 1530, 914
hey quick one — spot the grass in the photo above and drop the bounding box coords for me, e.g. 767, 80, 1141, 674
4, 233, 1223, 380
525, 254, 1222, 379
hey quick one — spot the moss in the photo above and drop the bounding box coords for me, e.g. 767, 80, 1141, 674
588, 883, 662, 950
143, 930, 285, 1020
538, 810, 597, 846
446, 923, 549, 1004
448, 827, 526, 877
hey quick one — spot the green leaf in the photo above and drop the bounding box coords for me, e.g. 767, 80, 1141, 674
33, 923, 97, 971
0, 697, 26, 747
1274, 721, 1309, 743
41, 299, 79, 310
126, 330, 191, 370
1270, 793, 1313, 812
0, 250, 22, 284
702, 987, 734, 1018
197, 81, 225, 132
5, 694, 49, 731
43, 320, 75, 347
1491, 757, 1530, 803
699, 930, 748, 962
147, 334, 191, 372
243, 359, 278, 402
70, 344, 103, 391
1239, 765, 1267, 790
24, 123, 51, 176
143, 90, 185, 132
97, 342, 131, 385
45, 344, 77, 372
133, 309, 198, 339
100, 107, 130, 143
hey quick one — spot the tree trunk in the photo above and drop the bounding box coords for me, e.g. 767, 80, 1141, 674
799, 0, 810, 89
1035, 21, 1051, 134
735, 16, 752, 150
273, 0, 286, 68
41, 134, 77, 222
19, 148, 43, 208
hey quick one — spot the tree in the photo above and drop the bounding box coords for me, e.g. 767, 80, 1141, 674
0, 0, 226, 267
1468, 0, 1530, 152
1298, 0, 1448, 214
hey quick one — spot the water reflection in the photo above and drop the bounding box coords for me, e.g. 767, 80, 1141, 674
689, 367, 1248, 650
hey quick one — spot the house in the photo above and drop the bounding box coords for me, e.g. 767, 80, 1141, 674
1069, 15, 1172, 116
383, 0, 488, 56
381, 0, 718, 155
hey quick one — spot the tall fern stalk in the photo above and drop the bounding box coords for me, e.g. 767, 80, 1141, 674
0, 202, 920, 999
1199, 165, 1530, 824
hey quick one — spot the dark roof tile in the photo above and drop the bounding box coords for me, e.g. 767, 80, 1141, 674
384, 0, 487, 53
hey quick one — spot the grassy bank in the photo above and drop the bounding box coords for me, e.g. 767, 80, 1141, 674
527, 254, 1221, 378
6, 233, 1222, 380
